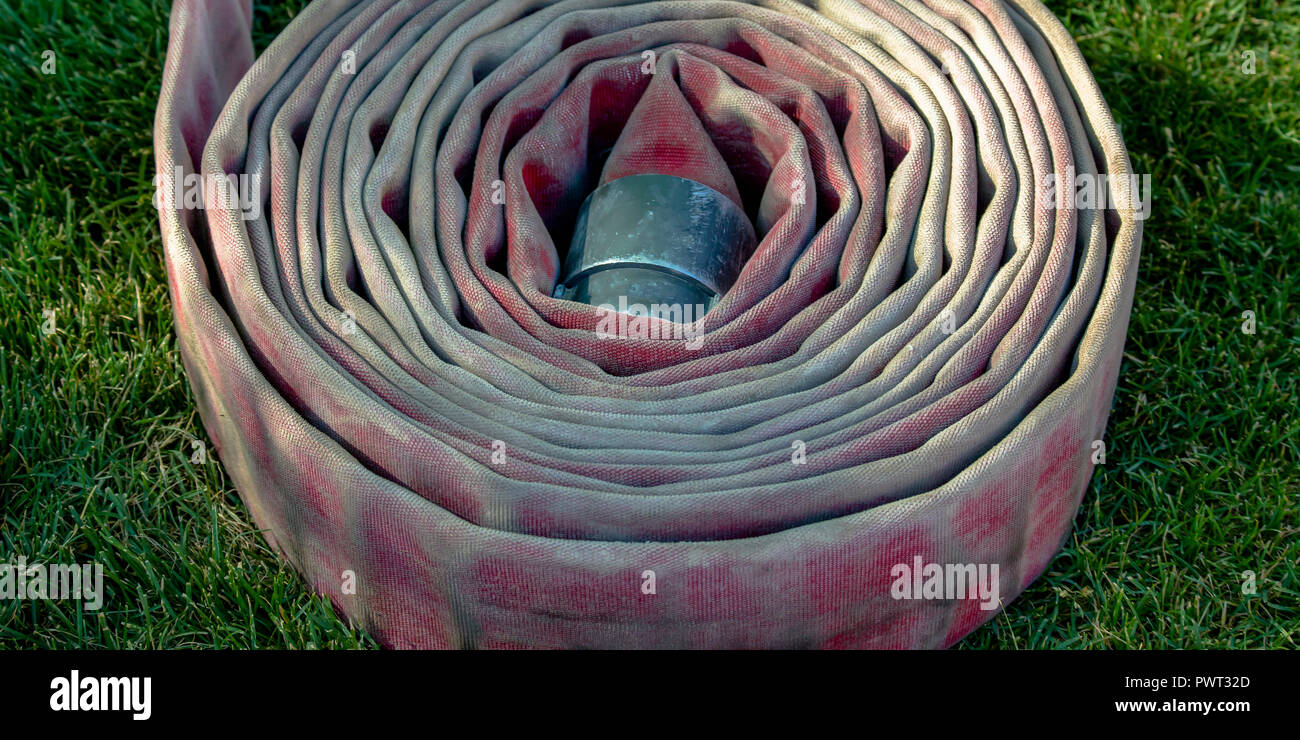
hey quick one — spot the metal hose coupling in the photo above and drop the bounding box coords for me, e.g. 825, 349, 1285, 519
553, 174, 756, 314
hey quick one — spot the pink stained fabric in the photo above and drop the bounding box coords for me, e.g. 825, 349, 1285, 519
154, 0, 1142, 648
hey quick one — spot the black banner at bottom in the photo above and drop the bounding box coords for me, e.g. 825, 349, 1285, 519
0, 649, 1288, 727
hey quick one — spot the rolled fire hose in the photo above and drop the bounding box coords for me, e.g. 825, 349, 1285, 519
154, 0, 1142, 648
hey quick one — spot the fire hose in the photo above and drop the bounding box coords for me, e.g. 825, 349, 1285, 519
153, 0, 1143, 648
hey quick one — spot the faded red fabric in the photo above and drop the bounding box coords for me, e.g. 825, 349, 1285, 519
154, 0, 1142, 648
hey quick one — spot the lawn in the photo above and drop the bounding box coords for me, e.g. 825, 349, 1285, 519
0, 0, 1295, 649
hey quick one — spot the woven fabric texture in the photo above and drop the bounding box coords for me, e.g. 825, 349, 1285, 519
154, 0, 1143, 648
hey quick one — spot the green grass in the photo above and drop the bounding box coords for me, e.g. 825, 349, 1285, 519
0, 0, 1295, 649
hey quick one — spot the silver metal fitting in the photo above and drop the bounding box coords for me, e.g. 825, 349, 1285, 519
553, 174, 755, 314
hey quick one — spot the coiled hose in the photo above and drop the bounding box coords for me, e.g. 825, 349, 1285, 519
154, 0, 1142, 648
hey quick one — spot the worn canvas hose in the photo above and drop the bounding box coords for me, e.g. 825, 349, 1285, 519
153, 0, 1142, 648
